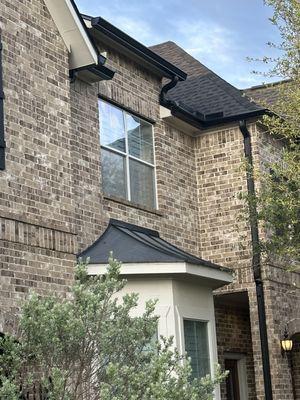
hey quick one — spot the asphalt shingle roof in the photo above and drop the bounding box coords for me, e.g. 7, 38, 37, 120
243, 80, 290, 108
150, 41, 265, 120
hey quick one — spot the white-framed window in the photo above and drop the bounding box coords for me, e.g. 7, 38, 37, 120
183, 319, 210, 379
99, 99, 157, 209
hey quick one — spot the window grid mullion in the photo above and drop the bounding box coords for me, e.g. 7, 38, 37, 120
101, 144, 127, 157
128, 154, 155, 168
123, 111, 131, 202
150, 123, 158, 209
99, 99, 157, 209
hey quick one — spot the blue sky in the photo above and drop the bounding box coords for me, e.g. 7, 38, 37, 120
76, 0, 281, 88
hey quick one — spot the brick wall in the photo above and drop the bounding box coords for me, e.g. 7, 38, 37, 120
195, 123, 261, 398
1, 5, 299, 399
194, 121, 300, 399
71, 41, 201, 258
253, 124, 300, 399
292, 341, 300, 399
195, 123, 251, 271
259, 268, 300, 399
0, 0, 77, 331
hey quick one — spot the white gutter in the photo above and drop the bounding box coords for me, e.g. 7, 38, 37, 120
44, 0, 98, 69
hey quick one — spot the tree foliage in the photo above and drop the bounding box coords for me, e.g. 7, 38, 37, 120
0, 258, 226, 400
251, 0, 300, 264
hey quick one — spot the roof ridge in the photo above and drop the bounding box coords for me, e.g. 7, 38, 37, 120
109, 218, 159, 237
243, 78, 291, 91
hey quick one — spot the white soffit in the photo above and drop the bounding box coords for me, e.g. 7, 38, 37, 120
87, 262, 232, 288
159, 106, 201, 136
44, 0, 98, 69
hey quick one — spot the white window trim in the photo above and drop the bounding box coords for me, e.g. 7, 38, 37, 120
99, 100, 158, 209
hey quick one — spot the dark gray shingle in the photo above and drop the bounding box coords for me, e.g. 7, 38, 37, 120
150, 41, 265, 120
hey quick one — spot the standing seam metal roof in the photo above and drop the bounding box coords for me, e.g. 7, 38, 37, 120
78, 219, 229, 271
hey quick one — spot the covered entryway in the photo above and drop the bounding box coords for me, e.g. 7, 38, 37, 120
214, 291, 255, 400
79, 219, 232, 400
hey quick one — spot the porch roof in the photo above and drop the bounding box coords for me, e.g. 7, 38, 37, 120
78, 219, 229, 272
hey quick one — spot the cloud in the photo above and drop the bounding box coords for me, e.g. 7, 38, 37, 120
176, 20, 236, 65
101, 15, 163, 44
77, 0, 165, 44
75, 0, 272, 88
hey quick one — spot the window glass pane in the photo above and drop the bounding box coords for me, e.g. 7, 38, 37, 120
129, 159, 155, 208
99, 101, 126, 152
101, 149, 127, 199
184, 320, 210, 379
127, 114, 154, 164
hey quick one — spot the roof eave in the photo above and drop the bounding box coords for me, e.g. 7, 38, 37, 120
44, 0, 99, 70
70, 58, 115, 83
89, 16, 187, 81
164, 100, 268, 131
87, 261, 232, 289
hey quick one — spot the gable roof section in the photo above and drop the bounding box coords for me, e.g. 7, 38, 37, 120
150, 41, 266, 126
44, 0, 98, 69
44, 0, 115, 83
78, 219, 228, 271
150, 41, 211, 78
84, 17, 187, 81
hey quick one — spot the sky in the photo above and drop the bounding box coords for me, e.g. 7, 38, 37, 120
76, 0, 282, 89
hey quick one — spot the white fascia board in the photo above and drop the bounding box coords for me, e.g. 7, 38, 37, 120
88, 262, 187, 276
186, 263, 233, 285
44, 0, 98, 69
87, 262, 232, 286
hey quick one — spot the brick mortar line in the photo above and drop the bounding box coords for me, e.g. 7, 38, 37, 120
0, 238, 77, 255
0, 213, 77, 235
262, 276, 300, 287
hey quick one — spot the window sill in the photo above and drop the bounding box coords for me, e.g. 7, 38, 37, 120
103, 195, 164, 217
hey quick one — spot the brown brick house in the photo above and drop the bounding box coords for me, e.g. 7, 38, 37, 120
0, 1, 299, 399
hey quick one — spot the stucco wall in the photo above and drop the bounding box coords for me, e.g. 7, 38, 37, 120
116, 276, 220, 398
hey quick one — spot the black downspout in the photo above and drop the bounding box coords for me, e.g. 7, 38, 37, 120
159, 76, 179, 106
0, 37, 5, 170
239, 120, 273, 400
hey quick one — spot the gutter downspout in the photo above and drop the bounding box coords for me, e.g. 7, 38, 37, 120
159, 76, 179, 105
239, 120, 273, 400
0, 38, 5, 171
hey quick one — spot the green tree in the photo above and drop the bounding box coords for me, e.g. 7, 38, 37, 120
249, 0, 300, 264
0, 258, 226, 400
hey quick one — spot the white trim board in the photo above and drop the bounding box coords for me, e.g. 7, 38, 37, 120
44, 0, 98, 69
87, 262, 232, 289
